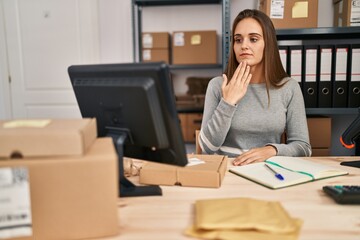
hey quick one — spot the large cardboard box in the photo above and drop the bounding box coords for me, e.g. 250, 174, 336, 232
0, 138, 119, 240
0, 119, 97, 158
172, 30, 217, 64
333, 0, 360, 27
259, 0, 318, 29
139, 154, 227, 188
142, 32, 170, 63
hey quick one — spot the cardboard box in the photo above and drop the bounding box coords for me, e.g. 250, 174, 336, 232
139, 154, 227, 188
312, 148, 331, 156
172, 30, 217, 64
333, 0, 360, 27
0, 138, 119, 240
142, 32, 170, 49
0, 119, 97, 158
307, 117, 331, 148
259, 0, 318, 29
142, 49, 170, 64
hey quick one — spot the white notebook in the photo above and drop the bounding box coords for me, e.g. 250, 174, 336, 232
229, 156, 349, 189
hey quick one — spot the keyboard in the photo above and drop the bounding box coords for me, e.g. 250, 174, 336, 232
323, 185, 360, 204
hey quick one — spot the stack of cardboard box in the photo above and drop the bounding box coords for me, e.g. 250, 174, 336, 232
142, 32, 170, 64
0, 119, 119, 240
141, 30, 218, 65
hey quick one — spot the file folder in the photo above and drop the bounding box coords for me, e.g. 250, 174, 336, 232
318, 46, 333, 108
349, 45, 360, 108
289, 46, 303, 89
333, 46, 349, 108
279, 46, 289, 74
303, 46, 318, 108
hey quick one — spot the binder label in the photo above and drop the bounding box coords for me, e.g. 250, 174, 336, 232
320, 48, 332, 82
279, 49, 287, 71
336, 48, 348, 82
352, 48, 360, 82
291, 49, 302, 83
306, 49, 317, 82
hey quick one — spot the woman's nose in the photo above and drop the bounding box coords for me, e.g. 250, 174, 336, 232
241, 39, 249, 50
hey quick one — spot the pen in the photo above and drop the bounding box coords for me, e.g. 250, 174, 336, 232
265, 164, 284, 181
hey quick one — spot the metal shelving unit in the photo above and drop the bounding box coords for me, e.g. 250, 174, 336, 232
276, 26, 360, 41
131, 0, 230, 71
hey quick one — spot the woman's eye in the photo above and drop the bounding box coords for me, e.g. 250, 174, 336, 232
234, 38, 242, 43
250, 38, 258, 42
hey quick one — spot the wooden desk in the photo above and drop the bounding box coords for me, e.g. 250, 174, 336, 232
105, 157, 360, 240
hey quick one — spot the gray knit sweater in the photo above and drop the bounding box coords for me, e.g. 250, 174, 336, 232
199, 76, 312, 158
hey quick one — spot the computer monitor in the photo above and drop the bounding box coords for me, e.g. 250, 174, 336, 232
68, 62, 188, 197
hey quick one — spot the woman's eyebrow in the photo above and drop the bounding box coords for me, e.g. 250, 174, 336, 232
234, 33, 262, 37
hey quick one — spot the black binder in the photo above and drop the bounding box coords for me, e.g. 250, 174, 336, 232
348, 44, 360, 108
333, 45, 349, 108
303, 45, 318, 108
289, 46, 303, 89
279, 45, 289, 74
318, 45, 333, 108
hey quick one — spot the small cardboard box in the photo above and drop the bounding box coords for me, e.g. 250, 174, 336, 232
0, 118, 97, 158
142, 32, 170, 49
0, 138, 119, 240
139, 154, 227, 188
333, 0, 360, 27
172, 30, 217, 65
142, 49, 170, 64
259, 0, 318, 29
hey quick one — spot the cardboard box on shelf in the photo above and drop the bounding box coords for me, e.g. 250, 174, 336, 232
142, 49, 170, 64
142, 32, 170, 63
172, 30, 217, 64
333, 0, 360, 27
0, 138, 119, 240
307, 117, 331, 156
0, 118, 97, 158
139, 154, 227, 188
259, 0, 318, 29
142, 32, 170, 49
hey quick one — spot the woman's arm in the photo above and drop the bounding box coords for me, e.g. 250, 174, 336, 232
199, 77, 237, 154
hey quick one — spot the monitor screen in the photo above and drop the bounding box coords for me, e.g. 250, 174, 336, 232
68, 62, 188, 197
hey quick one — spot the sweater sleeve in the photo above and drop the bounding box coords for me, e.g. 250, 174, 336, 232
269, 80, 312, 157
199, 77, 237, 154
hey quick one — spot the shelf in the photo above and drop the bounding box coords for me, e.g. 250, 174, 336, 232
169, 64, 222, 70
134, 0, 221, 6
306, 108, 360, 115
276, 26, 360, 40
176, 107, 360, 115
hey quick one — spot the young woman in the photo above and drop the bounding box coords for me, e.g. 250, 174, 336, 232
199, 9, 311, 166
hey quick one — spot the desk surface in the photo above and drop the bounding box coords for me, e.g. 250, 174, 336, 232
105, 157, 360, 240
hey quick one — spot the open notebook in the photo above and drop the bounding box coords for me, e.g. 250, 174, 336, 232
229, 156, 348, 189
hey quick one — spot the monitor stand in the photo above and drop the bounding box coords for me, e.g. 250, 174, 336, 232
107, 129, 162, 197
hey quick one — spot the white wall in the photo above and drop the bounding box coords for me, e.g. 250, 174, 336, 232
0, 1, 12, 120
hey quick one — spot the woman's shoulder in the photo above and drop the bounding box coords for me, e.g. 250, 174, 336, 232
208, 76, 223, 89
280, 77, 301, 90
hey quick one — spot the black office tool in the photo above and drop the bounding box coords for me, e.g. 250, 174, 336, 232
323, 185, 360, 204
318, 45, 333, 108
340, 160, 360, 168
